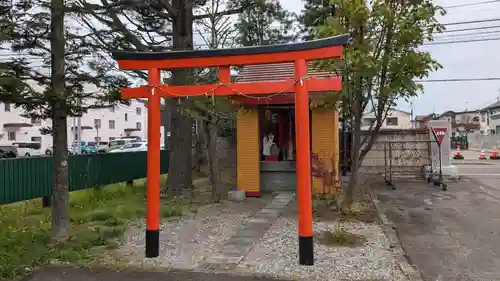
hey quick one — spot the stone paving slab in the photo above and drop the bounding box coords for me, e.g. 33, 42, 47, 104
197, 192, 294, 270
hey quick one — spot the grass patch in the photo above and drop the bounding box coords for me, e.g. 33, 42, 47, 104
0, 176, 196, 280
312, 192, 378, 223
317, 229, 367, 247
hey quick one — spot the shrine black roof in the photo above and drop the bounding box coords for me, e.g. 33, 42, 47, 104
112, 34, 349, 61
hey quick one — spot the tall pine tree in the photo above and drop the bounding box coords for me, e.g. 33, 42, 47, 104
0, 0, 129, 240
299, 0, 336, 40
75, 0, 253, 196
232, 0, 296, 46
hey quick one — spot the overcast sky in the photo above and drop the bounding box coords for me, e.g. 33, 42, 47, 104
281, 0, 500, 115
3, 0, 498, 116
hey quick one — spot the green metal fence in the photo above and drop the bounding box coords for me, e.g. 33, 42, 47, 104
0, 150, 169, 205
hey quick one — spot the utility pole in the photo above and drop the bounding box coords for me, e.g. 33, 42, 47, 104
50, 0, 70, 242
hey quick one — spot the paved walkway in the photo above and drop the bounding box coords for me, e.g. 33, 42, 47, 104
197, 193, 294, 271
374, 180, 500, 281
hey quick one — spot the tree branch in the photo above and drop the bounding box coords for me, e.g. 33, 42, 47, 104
157, 0, 178, 18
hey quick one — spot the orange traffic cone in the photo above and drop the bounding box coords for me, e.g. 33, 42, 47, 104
453, 149, 464, 159
479, 150, 487, 160
491, 151, 500, 160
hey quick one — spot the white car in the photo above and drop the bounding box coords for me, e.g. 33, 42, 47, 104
97, 141, 109, 153
45, 146, 75, 156
111, 141, 147, 153
12, 142, 43, 157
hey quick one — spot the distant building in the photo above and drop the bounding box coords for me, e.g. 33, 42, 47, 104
413, 113, 436, 129
430, 110, 484, 137
362, 108, 412, 130
0, 99, 149, 151
481, 100, 500, 135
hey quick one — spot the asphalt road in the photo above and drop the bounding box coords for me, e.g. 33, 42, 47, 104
374, 158, 500, 281
23, 267, 286, 281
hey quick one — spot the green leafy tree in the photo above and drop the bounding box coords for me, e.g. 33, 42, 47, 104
232, 0, 296, 46
317, 0, 444, 208
0, 0, 129, 240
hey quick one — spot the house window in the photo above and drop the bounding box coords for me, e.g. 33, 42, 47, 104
4, 103, 11, 112
136, 122, 142, 130
109, 137, 115, 140
94, 119, 101, 128
125, 113, 128, 121
8, 131, 15, 141
109, 120, 115, 129
31, 117, 41, 125
136, 107, 141, 115
386, 117, 398, 126
363, 118, 376, 127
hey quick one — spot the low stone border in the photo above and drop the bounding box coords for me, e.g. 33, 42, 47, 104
367, 190, 424, 281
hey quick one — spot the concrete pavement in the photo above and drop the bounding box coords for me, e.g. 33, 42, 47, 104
23, 267, 287, 281
374, 158, 500, 281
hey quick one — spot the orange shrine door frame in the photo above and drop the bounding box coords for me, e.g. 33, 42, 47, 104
111, 35, 348, 265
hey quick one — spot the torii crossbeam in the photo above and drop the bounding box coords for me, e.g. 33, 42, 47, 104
111, 34, 348, 266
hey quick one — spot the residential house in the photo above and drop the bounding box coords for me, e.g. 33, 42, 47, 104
0, 99, 149, 151
435, 110, 482, 136
413, 113, 436, 129
481, 100, 500, 135
362, 108, 412, 130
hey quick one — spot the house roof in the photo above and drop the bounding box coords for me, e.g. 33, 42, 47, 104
392, 108, 411, 115
236, 62, 338, 83
363, 108, 411, 117
414, 114, 431, 121
437, 109, 480, 119
485, 100, 500, 109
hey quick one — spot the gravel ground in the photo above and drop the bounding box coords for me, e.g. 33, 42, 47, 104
116, 197, 271, 269
236, 217, 409, 281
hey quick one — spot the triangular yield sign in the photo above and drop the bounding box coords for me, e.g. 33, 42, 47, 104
431, 127, 448, 145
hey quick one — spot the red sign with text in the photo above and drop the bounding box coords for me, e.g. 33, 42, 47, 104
431, 127, 448, 145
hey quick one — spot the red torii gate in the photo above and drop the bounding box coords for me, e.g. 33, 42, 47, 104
111, 34, 348, 265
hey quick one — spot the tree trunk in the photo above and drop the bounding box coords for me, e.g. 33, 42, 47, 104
342, 88, 362, 210
164, 0, 194, 197
50, 0, 69, 242
204, 120, 222, 203
202, 120, 213, 184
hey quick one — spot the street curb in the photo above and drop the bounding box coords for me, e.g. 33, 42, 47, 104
367, 190, 424, 281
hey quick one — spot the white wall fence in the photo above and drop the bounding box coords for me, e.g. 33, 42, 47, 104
469, 134, 500, 150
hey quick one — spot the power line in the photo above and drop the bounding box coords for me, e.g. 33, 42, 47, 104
443, 0, 500, 9
424, 36, 500, 45
440, 24, 500, 33
435, 30, 500, 39
418, 77, 500, 82
442, 18, 500, 26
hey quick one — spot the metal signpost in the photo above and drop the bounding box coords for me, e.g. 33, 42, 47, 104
431, 127, 448, 191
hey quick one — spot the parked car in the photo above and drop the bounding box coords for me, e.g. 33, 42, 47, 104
12, 141, 43, 157
45, 146, 75, 156
110, 141, 147, 153
97, 141, 109, 153
0, 145, 18, 158
107, 138, 135, 152
72, 141, 98, 154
